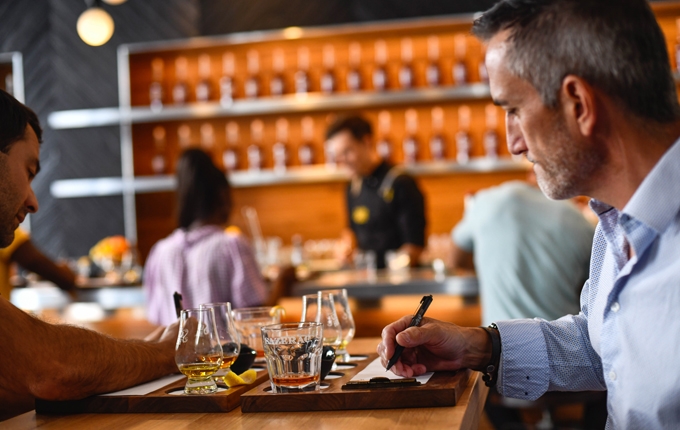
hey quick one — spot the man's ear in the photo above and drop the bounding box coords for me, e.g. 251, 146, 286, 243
561, 75, 596, 137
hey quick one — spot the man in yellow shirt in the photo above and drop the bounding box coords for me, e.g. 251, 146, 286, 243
0, 228, 75, 299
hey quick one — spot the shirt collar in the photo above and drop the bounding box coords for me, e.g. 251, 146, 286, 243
622, 136, 680, 234
589, 136, 680, 233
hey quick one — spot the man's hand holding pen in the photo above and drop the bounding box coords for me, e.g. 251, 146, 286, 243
377, 316, 494, 377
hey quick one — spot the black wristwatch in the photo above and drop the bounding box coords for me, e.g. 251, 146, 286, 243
480, 323, 501, 388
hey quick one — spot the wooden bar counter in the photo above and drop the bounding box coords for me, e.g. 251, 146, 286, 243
4, 338, 488, 430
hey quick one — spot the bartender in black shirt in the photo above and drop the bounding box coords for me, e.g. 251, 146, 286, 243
326, 115, 426, 269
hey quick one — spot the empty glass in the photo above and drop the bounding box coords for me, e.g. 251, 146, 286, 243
175, 308, 223, 394
232, 306, 283, 360
301, 292, 342, 348
200, 302, 241, 381
323, 289, 355, 362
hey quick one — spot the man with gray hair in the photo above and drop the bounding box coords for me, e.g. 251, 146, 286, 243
377, 0, 680, 427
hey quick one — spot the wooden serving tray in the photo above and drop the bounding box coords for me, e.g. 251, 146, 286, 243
240, 353, 470, 413
35, 368, 270, 415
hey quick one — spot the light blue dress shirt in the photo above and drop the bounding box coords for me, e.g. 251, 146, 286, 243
496, 138, 680, 429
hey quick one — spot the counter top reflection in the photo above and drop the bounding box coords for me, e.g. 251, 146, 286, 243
293, 268, 478, 299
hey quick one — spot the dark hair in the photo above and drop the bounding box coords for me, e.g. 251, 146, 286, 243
325, 115, 373, 142
0, 89, 42, 153
175, 148, 232, 229
472, 0, 680, 123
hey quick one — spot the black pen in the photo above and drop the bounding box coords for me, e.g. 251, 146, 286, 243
173, 291, 184, 318
385, 295, 433, 371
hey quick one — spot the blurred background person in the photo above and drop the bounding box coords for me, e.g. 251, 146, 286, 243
0, 227, 76, 300
451, 173, 594, 325
143, 149, 291, 326
326, 115, 426, 269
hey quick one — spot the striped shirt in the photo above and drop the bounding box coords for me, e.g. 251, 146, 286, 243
496, 137, 680, 429
143, 225, 267, 325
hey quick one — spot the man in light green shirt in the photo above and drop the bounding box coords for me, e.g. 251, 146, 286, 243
452, 180, 594, 325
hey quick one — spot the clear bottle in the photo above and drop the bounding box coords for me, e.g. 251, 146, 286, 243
403, 109, 419, 164
151, 126, 167, 174
398, 38, 414, 89
347, 42, 362, 92
200, 123, 215, 154
373, 40, 388, 91
223, 121, 240, 171
298, 116, 315, 166
149, 58, 164, 111
244, 50, 260, 99
247, 119, 264, 171
376, 110, 393, 161
426, 36, 441, 87
219, 52, 236, 105
295, 46, 310, 94
270, 48, 286, 97
173, 56, 189, 104
272, 118, 289, 174
483, 104, 499, 159
456, 105, 472, 164
320, 44, 336, 94
177, 124, 192, 150
452, 34, 468, 86
429, 106, 446, 161
195, 54, 212, 103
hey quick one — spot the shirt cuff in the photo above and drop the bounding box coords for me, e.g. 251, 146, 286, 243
495, 318, 550, 401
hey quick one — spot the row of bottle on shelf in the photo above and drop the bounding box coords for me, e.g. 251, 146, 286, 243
145, 34, 485, 109
144, 104, 502, 174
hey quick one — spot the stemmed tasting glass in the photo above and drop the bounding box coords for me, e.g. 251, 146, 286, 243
175, 307, 223, 394
301, 292, 342, 349
200, 302, 241, 381
323, 289, 355, 362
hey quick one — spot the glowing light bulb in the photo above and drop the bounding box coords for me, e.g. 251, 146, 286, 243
102, 0, 127, 4
77, 7, 114, 46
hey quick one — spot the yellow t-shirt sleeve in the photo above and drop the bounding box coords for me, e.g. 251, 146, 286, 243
0, 228, 30, 299
0, 228, 30, 262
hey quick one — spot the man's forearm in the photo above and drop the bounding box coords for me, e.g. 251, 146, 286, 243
30, 322, 177, 400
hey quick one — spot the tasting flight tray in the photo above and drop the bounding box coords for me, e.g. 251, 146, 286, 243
240, 353, 470, 413
35, 367, 270, 415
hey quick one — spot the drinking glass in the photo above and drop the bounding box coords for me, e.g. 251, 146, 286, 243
200, 302, 241, 381
301, 292, 342, 348
323, 289, 355, 362
261, 322, 323, 393
175, 308, 223, 394
232, 306, 283, 360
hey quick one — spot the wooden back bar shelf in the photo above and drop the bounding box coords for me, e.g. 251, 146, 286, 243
120, 14, 531, 260
47, 3, 680, 260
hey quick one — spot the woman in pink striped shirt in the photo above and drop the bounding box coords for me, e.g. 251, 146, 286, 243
143, 149, 283, 325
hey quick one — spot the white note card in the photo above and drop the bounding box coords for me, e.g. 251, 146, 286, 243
350, 358, 434, 384
101, 374, 185, 396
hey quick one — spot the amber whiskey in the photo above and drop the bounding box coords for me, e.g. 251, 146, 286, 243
376, 110, 393, 161
247, 119, 264, 170
456, 105, 472, 164
295, 46, 310, 94
273, 117, 289, 173
151, 126, 166, 174
429, 107, 446, 161
298, 116, 315, 166
452, 35, 468, 86
320, 44, 336, 94
172, 56, 189, 104
195, 54, 212, 103
426, 36, 441, 87
245, 50, 260, 99
270, 48, 286, 97
398, 38, 414, 89
149, 58, 164, 111
373, 40, 388, 91
402, 109, 419, 164
219, 52, 236, 105
347, 42, 363, 92
223, 121, 240, 171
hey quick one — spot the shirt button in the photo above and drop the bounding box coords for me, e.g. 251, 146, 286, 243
611, 302, 620, 312
609, 371, 617, 381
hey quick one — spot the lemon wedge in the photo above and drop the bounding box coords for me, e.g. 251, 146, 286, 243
270, 305, 286, 319
222, 369, 258, 388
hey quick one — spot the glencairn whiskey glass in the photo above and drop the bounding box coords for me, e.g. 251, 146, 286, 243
301, 292, 342, 349
200, 302, 241, 381
176, 308, 223, 394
